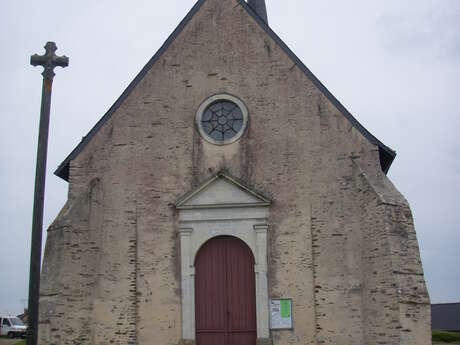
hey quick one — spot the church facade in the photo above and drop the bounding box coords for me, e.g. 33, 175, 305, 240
38, 0, 431, 344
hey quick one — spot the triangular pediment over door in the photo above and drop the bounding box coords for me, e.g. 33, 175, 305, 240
175, 172, 271, 210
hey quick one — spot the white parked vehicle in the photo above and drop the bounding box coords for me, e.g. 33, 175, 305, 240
0, 316, 27, 338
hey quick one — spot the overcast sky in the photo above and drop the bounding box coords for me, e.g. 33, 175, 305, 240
1, 0, 459, 315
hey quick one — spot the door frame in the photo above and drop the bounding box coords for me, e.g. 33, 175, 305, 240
177, 209, 270, 342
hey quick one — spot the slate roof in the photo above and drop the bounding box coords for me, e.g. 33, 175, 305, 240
432, 303, 460, 331
55, 0, 396, 181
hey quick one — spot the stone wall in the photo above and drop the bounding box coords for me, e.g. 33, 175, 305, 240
39, 0, 430, 344
354, 161, 431, 344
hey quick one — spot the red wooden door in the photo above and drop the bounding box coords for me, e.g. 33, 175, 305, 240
195, 236, 257, 345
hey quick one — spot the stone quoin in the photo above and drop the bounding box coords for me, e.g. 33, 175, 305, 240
38, 0, 431, 344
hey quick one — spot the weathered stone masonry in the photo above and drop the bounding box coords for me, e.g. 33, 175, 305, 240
38, 0, 431, 344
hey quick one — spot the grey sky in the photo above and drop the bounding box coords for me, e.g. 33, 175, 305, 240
1, 0, 459, 315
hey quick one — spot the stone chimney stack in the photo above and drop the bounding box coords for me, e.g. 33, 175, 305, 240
247, 0, 268, 24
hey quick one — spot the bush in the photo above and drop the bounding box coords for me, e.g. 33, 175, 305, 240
433, 330, 460, 343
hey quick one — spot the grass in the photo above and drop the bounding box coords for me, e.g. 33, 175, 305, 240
0, 336, 25, 345
433, 330, 460, 343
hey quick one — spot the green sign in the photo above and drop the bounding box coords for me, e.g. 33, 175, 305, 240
280, 299, 291, 318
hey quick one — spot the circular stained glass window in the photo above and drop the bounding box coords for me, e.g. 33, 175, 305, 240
196, 94, 248, 145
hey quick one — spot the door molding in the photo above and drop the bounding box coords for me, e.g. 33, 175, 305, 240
176, 174, 270, 342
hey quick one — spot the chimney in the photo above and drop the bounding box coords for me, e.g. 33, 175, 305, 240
247, 0, 268, 24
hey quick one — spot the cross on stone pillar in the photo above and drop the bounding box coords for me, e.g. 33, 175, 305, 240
31, 41, 69, 79
28, 42, 68, 345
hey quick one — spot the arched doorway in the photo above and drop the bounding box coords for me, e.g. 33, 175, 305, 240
195, 236, 257, 345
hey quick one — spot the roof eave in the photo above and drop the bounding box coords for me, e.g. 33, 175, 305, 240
54, 0, 209, 182
238, 0, 396, 174
55, 0, 396, 181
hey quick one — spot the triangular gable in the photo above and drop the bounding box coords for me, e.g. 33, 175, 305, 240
55, 0, 396, 181
175, 172, 271, 209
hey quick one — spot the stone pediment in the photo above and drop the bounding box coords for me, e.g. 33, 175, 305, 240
175, 173, 271, 209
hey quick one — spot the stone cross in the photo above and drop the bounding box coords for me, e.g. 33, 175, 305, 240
31, 41, 69, 79
27, 42, 68, 345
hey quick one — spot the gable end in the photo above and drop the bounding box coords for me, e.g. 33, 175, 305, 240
55, 0, 396, 181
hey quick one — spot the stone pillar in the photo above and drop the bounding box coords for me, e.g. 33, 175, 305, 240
179, 227, 195, 341
254, 224, 270, 339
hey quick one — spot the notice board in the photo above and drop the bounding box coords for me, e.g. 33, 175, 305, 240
270, 298, 293, 329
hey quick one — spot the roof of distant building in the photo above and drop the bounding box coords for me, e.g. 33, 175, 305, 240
431, 303, 460, 331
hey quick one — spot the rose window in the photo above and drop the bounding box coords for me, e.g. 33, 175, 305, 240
196, 94, 249, 145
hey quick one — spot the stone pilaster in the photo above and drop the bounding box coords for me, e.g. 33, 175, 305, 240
254, 224, 270, 339
179, 227, 195, 340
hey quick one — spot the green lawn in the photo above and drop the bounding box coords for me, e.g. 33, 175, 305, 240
433, 330, 460, 343
0, 337, 25, 345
